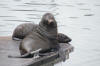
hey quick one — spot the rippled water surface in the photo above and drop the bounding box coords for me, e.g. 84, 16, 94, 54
0, 0, 100, 66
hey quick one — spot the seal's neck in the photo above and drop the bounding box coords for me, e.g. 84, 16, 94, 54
36, 23, 48, 38
37, 22, 58, 40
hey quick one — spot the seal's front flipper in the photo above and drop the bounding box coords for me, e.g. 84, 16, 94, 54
8, 48, 42, 58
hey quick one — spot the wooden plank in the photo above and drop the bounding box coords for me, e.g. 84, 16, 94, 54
0, 36, 74, 66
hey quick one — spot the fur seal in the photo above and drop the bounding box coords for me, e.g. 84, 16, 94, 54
9, 13, 58, 58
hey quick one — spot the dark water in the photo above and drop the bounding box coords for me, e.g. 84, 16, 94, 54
0, 0, 100, 66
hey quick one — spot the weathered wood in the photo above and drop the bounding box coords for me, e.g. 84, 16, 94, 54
0, 36, 74, 66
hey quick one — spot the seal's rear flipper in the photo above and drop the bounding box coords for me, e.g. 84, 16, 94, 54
8, 53, 33, 58
31, 48, 42, 58
12, 37, 22, 41
8, 48, 42, 58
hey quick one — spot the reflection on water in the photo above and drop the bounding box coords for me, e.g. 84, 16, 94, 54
0, 0, 100, 66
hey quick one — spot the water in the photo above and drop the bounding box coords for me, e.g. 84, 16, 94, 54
0, 0, 100, 66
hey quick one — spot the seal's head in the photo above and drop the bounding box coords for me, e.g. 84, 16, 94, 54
39, 13, 57, 28
38, 13, 58, 41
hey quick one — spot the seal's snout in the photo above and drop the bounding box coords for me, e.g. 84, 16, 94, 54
48, 19, 54, 24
